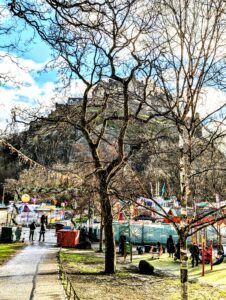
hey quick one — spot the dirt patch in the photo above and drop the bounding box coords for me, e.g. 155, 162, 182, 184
60, 250, 226, 300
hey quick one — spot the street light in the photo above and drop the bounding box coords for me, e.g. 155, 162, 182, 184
0, 183, 5, 206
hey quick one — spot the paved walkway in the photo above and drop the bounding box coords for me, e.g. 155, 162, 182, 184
0, 229, 66, 300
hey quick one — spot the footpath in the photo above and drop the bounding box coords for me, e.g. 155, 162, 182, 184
0, 229, 66, 300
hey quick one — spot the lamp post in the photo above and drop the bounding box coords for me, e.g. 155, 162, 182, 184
0, 183, 5, 206
129, 202, 133, 262
2, 184, 5, 206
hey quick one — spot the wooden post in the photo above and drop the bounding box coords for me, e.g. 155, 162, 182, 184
210, 240, 213, 271
1, 185, 5, 206
141, 221, 144, 245
129, 205, 132, 263
124, 240, 127, 262
202, 236, 205, 277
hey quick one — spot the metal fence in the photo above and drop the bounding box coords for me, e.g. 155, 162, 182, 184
58, 251, 80, 300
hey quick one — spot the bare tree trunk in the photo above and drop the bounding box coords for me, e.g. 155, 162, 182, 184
179, 231, 188, 300
103, 203, 116, 273
98, 172, 116, 273
179, 131, 190, 300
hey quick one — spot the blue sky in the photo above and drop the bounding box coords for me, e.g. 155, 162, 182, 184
0, 2, 225, 136
0, 12, 58, 132
0, 8, 89, 134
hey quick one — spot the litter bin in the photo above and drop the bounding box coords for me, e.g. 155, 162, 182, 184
57, 230, 80, 247
1, 227, 13, 243
55, 223, 64, 234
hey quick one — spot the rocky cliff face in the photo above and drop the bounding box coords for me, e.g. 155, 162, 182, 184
0, 144, 20, 182
0, 104, 91, 183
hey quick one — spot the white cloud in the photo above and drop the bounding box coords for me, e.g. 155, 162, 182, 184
198, 87, 226, 118
0, 53, 90, 134
66, 79, 88, 97
0, 53, 57, 133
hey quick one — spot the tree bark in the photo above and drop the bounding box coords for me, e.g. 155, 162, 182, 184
179, 130, 189, 300
179, 231, 188, 300
98, 172, 116, 273
103, 203, 116, 273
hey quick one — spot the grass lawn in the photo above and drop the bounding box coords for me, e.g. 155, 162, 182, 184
133, 252, 226, 286
60, 249, 226, 300
0, 243, 25, 265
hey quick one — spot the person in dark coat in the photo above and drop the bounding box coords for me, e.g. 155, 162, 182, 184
190, 242, 200, 267
40, 215, 48, 226
39, 223, 46, 242
166, 235, 175, 257
29, 221, 36, 241
119, 234, 126, 256
174, 240, 180, 260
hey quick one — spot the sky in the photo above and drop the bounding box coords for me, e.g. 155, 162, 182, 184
0, 3, 226, 136
0, 12, 57, 133
0, 42, 226, 134
0, 21, 87, 133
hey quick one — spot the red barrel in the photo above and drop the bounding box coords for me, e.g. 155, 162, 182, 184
57, 230, 63, 246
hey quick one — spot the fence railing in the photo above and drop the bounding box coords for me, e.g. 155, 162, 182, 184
58, 251, 80, 300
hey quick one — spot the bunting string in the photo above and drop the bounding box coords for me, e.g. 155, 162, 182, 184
0, 138, 82, 182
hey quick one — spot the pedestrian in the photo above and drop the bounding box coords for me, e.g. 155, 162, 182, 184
29, 221, 36, 242
166, 235, 175, 257
40, 214, 46, 225
190, 242, 200, 267
157, 241, 163, 257
45, 215, 48, 226
174, 240, 180, 260
39, 223, 46, 242
15, 225, 22, 242
119, 234, 126, 256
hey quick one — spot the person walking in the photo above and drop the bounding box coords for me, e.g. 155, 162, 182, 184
190, 242, 200, 267
39, 223, 46, 242
40, 214, 46, 225
174, 240, 180, 260
119, 234, 126, 256
166, 235, 175, 258
29, 221, 36, 242
157, 241, 163, 257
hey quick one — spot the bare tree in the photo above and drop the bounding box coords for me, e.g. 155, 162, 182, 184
5, 2, 226, 297
8, 0, 163, 273
144, 0, 226, 298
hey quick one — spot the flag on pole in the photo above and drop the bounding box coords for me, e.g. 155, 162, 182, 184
161, 182, 166, 198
